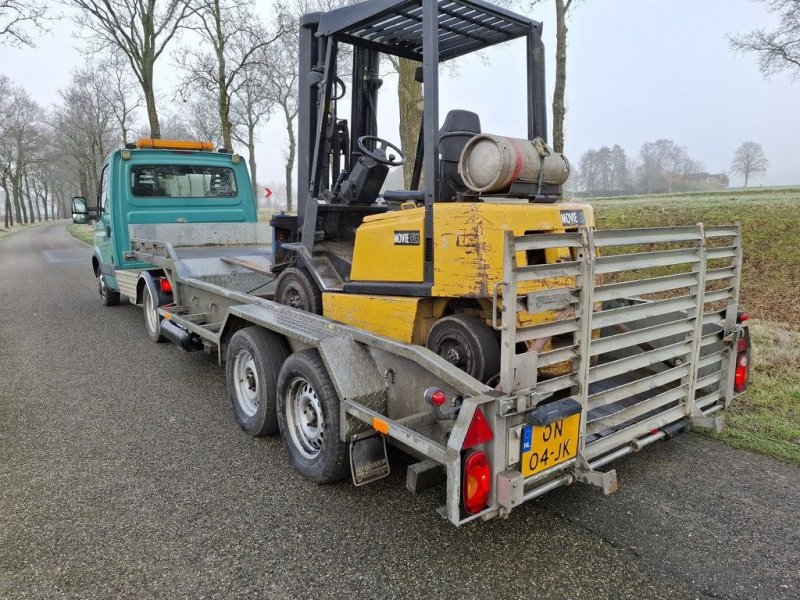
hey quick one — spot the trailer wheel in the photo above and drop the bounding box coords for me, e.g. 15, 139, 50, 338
427, 314, 500, 383
275, 266, 322, 314
277, 349, 348, 483
142, 283, 166, 343
225, 327, 290, 436
97, 274, 120, 307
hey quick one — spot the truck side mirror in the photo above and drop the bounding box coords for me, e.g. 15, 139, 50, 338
71, 196, 89, 224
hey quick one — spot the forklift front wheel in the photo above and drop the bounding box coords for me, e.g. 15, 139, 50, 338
426, 314, 501, 384
275, 266, 322, 314
277, 349, 349, 483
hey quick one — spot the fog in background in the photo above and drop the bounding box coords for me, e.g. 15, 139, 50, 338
1, 0, 797, 191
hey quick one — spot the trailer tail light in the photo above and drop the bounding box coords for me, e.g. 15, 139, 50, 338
737, 311, 749, 323
734, 328, 750, 393
462, 450, 491, 514
734, 353, 749, 393
160, 278, 172, 293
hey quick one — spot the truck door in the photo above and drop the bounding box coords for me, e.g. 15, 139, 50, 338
94, 165, 115, 273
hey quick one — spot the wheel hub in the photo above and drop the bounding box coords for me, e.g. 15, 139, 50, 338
286, 378, 324, 459
233, 350, 260, 418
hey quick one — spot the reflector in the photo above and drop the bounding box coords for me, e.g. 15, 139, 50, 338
462, 407, 493, 449
160, 278, 172, 293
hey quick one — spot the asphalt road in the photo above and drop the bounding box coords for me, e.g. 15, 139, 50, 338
1, 222, 798, 599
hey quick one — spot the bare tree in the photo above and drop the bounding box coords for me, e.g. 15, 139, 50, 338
730, 0, 800, 78
69, 0, 196, 138
532, 0, 579, 153
0, 0, 48, 46
0, 86, 43, 224
232, 61, 274, 204
264, 9, 300, 212
52, 67, 118, 201
731, 141, 769, 187
104, 52, 142, 145
176, 0, 281, 150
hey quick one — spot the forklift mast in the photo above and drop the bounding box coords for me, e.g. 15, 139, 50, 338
295, 0, 549, 288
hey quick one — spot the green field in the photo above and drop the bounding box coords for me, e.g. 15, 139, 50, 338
589, 188, 800, 464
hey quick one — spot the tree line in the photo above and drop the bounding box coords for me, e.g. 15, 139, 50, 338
571, 139, 768, 197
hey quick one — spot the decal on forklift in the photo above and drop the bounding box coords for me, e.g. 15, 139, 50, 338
560, 209, 586, 227
393, 230, 421, 245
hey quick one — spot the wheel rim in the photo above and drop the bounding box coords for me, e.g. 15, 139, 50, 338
435, 334, 474, 374
233, 349, 260, 417
285, 376, 324, 459
143, 289, 159, 335
281, 283, 306, 310
98, 275, 107, 298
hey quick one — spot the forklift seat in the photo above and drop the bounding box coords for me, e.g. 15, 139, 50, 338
438, 109, 481, 202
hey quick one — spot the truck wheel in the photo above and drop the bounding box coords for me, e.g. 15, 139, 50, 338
226, 327, 290, 436
142, 283, 166, 343
427, 314, 500, 383
277, 349, 349, 483
275, 266, 322, 314
98, 274, 120, 307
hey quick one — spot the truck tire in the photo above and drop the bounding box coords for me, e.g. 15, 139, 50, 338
143, 283, 166, 343
225, 327, 290, 436
277, 348, 349, 483
426, 313, 501, 384
275, 266, 322, 314
98, 274, 120, 307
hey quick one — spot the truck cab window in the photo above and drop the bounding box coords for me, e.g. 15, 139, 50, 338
130, 165, 238, 198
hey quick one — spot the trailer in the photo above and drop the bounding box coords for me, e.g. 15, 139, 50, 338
112, 220, 750, 526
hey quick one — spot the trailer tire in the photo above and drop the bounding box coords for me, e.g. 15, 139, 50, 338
427, 313, 500, 383
275, 266, 322, 314
143, 283, 166, 343
225, 327, 290, 436
98, 274, 120, 307
277, 349, 349, 483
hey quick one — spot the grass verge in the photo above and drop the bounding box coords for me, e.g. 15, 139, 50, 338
588, 189, 800, 465
67, 222, 94, 245
0, 219, 55, 241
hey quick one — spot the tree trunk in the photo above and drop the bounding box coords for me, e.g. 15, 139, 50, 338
12, 175, 27, 224
744, 172, 749, 188
26, 175, 41, 222
41, 180, 49, 221
247, 123, 258, 205
141, 62, 161, 139
284, 104, 296, 213
552, 0, 569, 153
397, 58, 423, 188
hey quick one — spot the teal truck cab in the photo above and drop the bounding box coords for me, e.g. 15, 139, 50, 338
71, 138, 257, 306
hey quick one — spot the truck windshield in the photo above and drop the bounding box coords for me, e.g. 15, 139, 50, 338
130, 165, 238, 198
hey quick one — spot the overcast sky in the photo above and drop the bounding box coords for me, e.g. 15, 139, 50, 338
1, 0, 797, 191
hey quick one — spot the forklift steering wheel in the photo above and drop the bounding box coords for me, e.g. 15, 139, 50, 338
357, 135, 406, 167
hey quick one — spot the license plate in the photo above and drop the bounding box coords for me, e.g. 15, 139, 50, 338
521, 413, 580, 477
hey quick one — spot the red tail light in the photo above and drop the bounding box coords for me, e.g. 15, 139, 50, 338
160, 278, 172, 293
463, 450, 491, 514
734, 353, 749, 393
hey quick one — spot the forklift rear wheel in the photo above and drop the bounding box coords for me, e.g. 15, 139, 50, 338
275, 266, 322, 314
98, 274, 120, 307
225, 327, 290, 436
277, 349, 349, 483
426, 314, 501, 384
143, 283, 166, 343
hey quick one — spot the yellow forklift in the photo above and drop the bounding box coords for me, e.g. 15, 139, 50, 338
272, 0, 589, 384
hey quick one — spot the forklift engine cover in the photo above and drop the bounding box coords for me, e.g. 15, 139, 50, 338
459, 134, 570, 194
